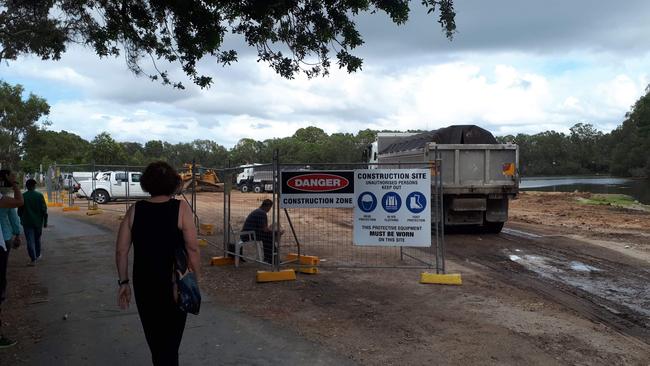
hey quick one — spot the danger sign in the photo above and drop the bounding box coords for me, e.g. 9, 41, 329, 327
286, 173, 350, 192
281, 171, 354, 208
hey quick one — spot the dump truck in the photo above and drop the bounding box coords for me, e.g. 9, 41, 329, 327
237, 165, 273, 193
372, 125, 519, 233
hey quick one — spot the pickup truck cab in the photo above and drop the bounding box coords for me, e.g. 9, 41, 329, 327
77, 171, 149, 204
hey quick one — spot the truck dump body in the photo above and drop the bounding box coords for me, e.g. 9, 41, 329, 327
379, 144, 518, 195
375, 125, 518, 232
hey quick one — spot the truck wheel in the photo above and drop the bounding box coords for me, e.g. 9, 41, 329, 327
240, 185, 250, 193
484, 221, 504, 234
92, 189, 110, 204
253, 185, 263, 193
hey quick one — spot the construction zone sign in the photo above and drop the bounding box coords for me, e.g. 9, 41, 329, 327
280, 171, 354, 208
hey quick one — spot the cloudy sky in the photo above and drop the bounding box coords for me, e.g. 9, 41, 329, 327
2, 0, 649, 148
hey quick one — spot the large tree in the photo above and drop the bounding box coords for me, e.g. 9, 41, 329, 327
88, 132, 128, 165
0, 80, 50, 169
609, 86, 650, 177
22, 129, 91, 172
0, 1, 456, 88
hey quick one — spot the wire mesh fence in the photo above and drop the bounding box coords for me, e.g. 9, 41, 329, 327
214, 155, 445, 272
46, 154, 446, 274
49, 163, 148, 214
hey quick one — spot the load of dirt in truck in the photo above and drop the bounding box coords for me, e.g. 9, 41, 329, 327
381, 125, 498, 154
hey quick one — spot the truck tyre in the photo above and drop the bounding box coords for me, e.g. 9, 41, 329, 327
253, 184, 263, 193
240, 185, 250, 193
484, 221, 504, 234
92, 189, 110, 204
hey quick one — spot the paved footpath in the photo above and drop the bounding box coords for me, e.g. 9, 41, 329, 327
7, 212, 353, 365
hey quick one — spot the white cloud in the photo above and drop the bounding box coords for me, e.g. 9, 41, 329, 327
27, 52, 647, 148
2, 0, 650, 148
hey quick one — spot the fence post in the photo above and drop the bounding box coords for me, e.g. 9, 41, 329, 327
191, 159, 198, 228
223, 161, 229, 257
434, 148, 446, 274
90, 160, 97, 210
272, 149, 280, 271
124, 167, 129, 214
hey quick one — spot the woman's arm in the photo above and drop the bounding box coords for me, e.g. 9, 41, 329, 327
0, 180, 23, 208
40, 193, 47, 216
8, 208, 20, 236
115, 205, 134, 309
179, 201, 201, 277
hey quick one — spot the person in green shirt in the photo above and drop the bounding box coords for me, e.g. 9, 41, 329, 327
18, 179, 47, 265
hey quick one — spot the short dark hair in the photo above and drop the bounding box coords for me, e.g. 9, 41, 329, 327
260, 199, 273, 209
140, 161, 181, 196
26, 179, 37, 190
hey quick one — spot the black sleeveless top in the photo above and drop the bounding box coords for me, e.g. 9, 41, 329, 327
131, 199, 184, 293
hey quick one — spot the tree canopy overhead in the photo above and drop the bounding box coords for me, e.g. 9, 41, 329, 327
0, 80, 50, 168
0, 0, 456, 88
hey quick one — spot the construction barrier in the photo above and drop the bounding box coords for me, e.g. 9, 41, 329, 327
199, 152, 448, 282
50, 154, 450, 283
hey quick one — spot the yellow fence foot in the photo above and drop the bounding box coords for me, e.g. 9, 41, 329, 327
285, 253, 320, 265
197, 239, 208, 247
256, 269, 297, 283
295, 267, 319, 275
48, 202, 64, 207
62, 206, 80, 212
210, 256, 234, 266
420, 273, 462, 285
199, 224, 215, 235
86, 210, 102, 216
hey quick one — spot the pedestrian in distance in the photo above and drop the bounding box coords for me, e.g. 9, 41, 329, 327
241, 199, 284, 264
0, 170, 23, 349
17, 179, 47, 266
115, 161, 200, 366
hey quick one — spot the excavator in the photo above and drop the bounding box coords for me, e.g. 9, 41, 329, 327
179, 163, 224, 192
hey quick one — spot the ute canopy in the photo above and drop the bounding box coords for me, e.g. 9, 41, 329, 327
380, 125, 497, 154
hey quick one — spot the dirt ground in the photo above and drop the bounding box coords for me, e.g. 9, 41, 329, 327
510, 191, 650, 259
19, 191, 650, 365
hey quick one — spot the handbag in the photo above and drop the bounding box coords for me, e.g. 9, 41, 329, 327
173, 244, 201, 315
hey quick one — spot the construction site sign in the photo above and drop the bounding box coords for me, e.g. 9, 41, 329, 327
353, 169, 431, 247
280, 171, 355, 208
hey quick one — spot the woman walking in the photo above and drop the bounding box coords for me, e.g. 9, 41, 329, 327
115, 162, 200, 365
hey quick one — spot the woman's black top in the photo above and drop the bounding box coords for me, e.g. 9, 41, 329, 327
132, 199, 184, 292
130, 199, 187, 365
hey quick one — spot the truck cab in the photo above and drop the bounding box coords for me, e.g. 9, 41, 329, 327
77, 171, 149, 204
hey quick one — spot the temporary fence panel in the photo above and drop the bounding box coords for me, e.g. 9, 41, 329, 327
211, 154, 445, 272
214, 163, 276, 267
277, 161, 443, 270
50, 163, 146, 215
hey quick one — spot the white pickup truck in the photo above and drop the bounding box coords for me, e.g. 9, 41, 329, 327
77, 171, 149, 204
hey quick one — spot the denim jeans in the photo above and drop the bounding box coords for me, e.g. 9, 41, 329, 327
24, 226, 43, 262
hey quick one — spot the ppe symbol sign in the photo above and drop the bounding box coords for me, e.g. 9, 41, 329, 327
406, 192, 427, 214
382, 192, 401, 213
358, 192, 377, 213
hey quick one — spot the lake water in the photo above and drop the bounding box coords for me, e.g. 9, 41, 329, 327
520, 176, 650, 205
